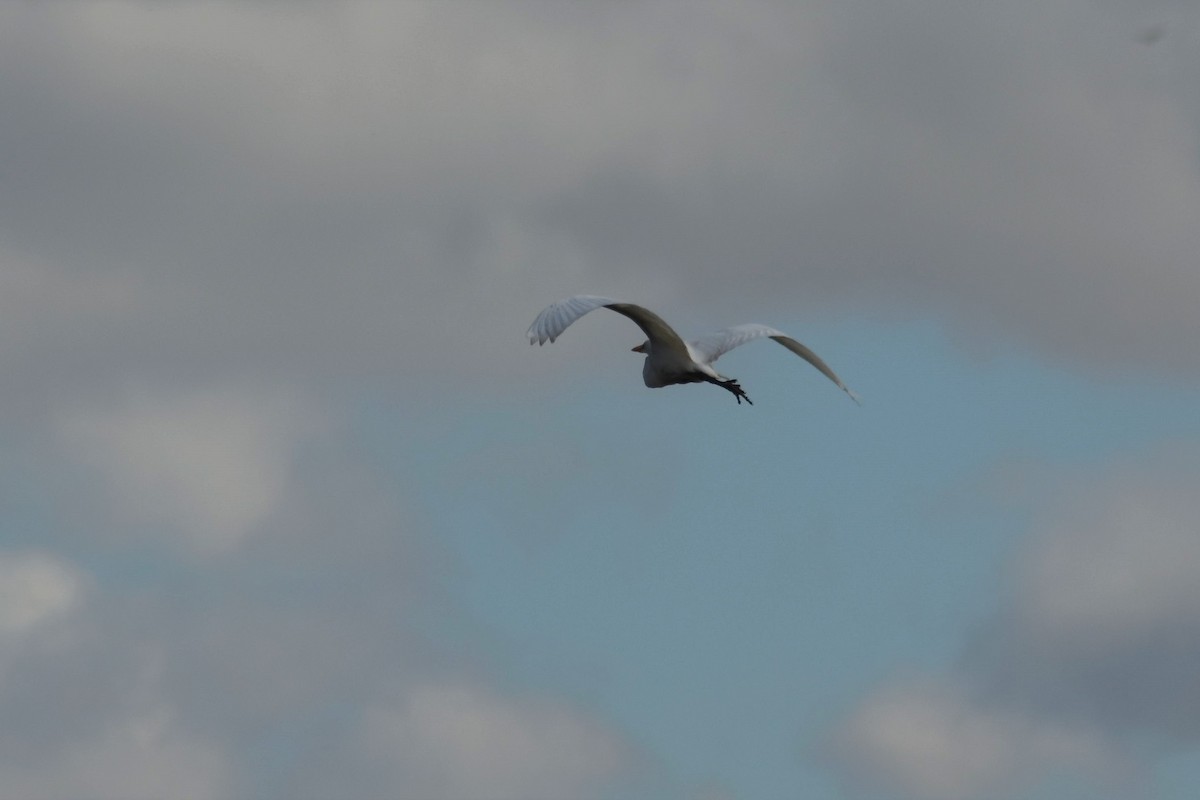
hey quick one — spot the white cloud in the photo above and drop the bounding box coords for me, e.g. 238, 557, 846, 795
0, 553, 232, 800
1016, 465, 1200, 649
0, 703, 232, 800
828, 448, 1200, 796
0, 552, 82, 637
57, 386, 323, 555
828, 679, 1121, 800
352, 683, 634, 800
979, 453, 1200, 738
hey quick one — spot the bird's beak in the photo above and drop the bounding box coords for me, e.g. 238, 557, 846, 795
631, 343, 646, 353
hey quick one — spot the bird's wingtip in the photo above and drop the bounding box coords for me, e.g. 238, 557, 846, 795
845, 387, 862, 405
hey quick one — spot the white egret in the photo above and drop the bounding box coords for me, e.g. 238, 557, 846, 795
527, 295, 859, 406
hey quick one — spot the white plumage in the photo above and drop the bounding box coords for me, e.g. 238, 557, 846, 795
527, 295, 859, 406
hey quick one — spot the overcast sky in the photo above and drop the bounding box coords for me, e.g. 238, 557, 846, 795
3, 2, 1200, 798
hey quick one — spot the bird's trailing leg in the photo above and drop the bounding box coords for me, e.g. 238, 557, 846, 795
707, 376, 752, 405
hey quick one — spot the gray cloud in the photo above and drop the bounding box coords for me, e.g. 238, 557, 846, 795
299, 683, 638, 800
0, 399, 644, 798
827, 447, 1200, 798
3, 0, 1199, 401
540, 0, 1200, 374
970, 452, 1200, 738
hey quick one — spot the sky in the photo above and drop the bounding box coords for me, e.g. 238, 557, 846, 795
2, 1, 1200, 798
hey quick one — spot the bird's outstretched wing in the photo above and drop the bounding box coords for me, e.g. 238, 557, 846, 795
690, 323, 860, 403
527, 295, 690, 358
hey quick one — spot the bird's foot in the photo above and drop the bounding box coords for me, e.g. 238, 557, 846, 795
722, 379, 753, 405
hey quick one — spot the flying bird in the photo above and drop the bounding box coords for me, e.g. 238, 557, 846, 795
527, 295, 859, 406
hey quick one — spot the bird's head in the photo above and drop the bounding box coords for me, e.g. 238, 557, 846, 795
631, 341, 649, 354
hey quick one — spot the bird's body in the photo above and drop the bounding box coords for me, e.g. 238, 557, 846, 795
527, 295, 859, 405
